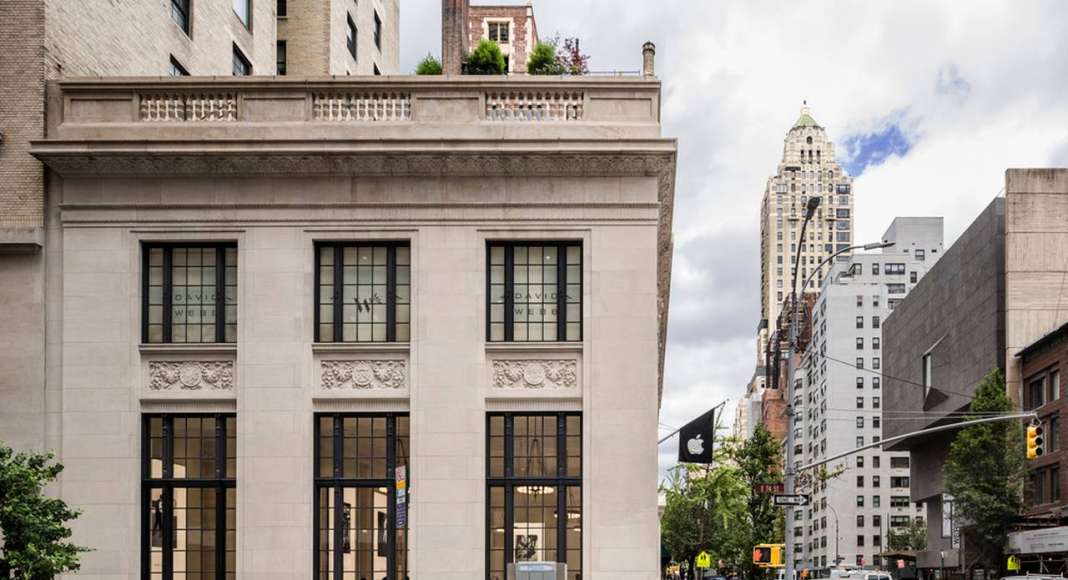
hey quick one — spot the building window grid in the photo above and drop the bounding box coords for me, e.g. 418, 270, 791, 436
313, 413, 410, 580
314, 242, 410, 343
142, 414, 236, 580
143, 244, 237, 344
487, 242, 582, 343
487, 412, 582, 580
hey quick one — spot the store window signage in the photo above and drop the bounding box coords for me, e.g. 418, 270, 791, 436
487, 242, 582, 342
143, 244, 237, 343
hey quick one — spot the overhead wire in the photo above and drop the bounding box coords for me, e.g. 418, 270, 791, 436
817, 353, 980, 401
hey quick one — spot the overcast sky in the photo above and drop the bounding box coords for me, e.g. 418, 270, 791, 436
401, 1, 1068, 482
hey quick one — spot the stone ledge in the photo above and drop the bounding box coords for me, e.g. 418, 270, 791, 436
311, 342, 410, 355
0, 227, 44, 253
139, 343, 237, 355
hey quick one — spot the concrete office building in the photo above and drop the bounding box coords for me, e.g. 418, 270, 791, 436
795, 218, 944, 575
884, 169, 1068, 573
758, 104, 855, 364
12, 32, 674, 580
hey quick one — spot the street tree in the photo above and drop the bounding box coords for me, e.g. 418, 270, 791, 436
731, 425, 785, 579
944, 368, 1026, 569
0, 441, 89, 579
887, 517, 927, 551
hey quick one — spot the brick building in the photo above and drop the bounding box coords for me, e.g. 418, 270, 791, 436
468, 2, 538, 73
1017, 323, 1068, 514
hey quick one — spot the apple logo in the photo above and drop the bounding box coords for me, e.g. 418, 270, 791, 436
687, 435, 704, 455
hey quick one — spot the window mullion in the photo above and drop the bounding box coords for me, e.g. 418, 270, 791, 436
386, 415, 398, 579
215, 246, 226, 343
557, 413, 567, 560
557, 245, 566, 340
333, 245, 343, 342
216, 480, 227, 580
163, 248, 173, 343
387, 245, 397, 342
504, 246, 514, 341
504, 485, 514, 571
162, 484, 174, 580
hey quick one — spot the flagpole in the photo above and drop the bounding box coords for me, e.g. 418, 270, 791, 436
658, 400, 727, 445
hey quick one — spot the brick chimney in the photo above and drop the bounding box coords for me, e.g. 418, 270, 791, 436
441, 0, 470, 74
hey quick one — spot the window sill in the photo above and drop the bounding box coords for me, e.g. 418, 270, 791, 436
485, 342, 583, 354
139, 343, 237, 355
312, 342, 410, 355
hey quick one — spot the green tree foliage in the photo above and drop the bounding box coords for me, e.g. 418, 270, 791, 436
465, 39, 506, 75
887, 517, 928, 551
660, 428, 785, 579
944, 368, 1026, 567
0, 441, 89, 579
414, 53, 442, 75
731, 425, 785, 579
526, 41, 564, 75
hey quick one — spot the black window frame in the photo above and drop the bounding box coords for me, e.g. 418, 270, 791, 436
373, 10, 382, 49
277, 0, 287, 17
486, 412, 582, 580
169, 56, 190, 77
314, 241, 410, 343
142, 242, 237, 344
171, 0, 191, 35
276, 40, 287, 75
486, 241, 583, 343
232, 44, 252, 75
347, 14, 357, 59
141, 413, 236, 580
313, 413, 410, 580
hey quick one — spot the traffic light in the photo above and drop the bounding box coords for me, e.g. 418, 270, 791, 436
753, 544, 784, 568
1027, 424, 1045, 460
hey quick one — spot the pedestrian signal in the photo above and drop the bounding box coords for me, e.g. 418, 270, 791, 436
753, 544, 784, 568
1027, 425, 1045, 460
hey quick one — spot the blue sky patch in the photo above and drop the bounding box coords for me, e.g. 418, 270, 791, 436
840, 119, 913, 177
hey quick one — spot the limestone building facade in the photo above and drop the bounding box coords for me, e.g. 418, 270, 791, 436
795, 218, 943, 575
759, 105, 854, 364
18, 53, 674, 580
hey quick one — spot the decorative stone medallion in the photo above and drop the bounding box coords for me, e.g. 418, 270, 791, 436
321, 360, 407, 390
148, 361, 234, 391
493, 360, 578, 390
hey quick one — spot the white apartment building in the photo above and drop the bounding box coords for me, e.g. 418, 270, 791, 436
733, 368, 766, 440
759, 105, 854, 363
795, 218, 944, 575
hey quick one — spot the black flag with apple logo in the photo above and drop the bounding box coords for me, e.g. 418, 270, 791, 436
677, 407, 716, 464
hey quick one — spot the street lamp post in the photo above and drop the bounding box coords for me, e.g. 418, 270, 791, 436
781, 197, 894, 580
827, 504, 841, 569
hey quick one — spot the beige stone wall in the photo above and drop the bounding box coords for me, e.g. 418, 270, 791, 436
1005, 168, 1068, 405
278, 0, 331, 75
325, 0, 400, 74
49, 172, 662, 579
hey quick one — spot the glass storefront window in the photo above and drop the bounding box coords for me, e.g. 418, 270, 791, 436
486, 412, 582, 580
143, 414, 236, 580
315, 414, 410, 580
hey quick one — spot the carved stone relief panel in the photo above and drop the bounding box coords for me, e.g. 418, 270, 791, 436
147, 361, 235, 391
492, 359, 578, 390
320, 360, 408, 390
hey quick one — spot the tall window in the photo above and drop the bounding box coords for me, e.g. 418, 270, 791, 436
276, 40, 287, 75
1029, 376, 1047, 410
347, 14, 357, 59
315, 242, 410, 343
487, 242, 582, 342
487, 413, 581, 580
488, 21, 509, 43
233, 0, 250, 27
171, 0, 190, 34
143, 244, 237, 344
373, 11, 382, 49
315, 414, 409, 580
232, 45, 251, 75
277, 0, 287, 17
143, 415, 236, 580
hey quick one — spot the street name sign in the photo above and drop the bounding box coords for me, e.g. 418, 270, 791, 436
772, 494, 810, 507
754, 483, 785, 494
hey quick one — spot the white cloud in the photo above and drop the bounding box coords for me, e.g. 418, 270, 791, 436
400, 0, 1068, 479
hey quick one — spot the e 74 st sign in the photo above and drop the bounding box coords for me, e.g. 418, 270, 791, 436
772, 494, 810, 507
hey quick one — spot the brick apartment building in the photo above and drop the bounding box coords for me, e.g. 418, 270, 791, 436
468, 2, 538, 73
1018, 323, 1068, 514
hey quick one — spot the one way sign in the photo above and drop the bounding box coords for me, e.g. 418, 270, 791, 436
773, 494, 811, 507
